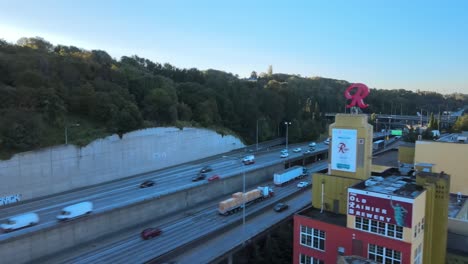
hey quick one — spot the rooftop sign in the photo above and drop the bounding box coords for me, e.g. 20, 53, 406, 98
344, 83, 369, 109
348, 189, 413, 228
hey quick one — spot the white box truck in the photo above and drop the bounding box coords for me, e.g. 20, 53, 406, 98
0, 212, 39, 232
57, 201, 93, 221
274, 166, 305, 186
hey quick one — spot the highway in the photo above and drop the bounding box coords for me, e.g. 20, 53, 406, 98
167, 190, 313, 264
45, 162, 327, 264
0, 141, 328, 241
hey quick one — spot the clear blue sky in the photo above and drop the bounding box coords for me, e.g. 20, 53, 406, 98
1, 0, 467, 94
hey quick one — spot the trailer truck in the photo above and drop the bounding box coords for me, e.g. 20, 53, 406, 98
218, 186, 274, 215
273, 166, 306, 186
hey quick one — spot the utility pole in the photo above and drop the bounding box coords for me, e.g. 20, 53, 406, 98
65, 123, 80, 145
284, 121, 292, 150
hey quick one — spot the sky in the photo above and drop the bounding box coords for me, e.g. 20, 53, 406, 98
0, 0, 467, 94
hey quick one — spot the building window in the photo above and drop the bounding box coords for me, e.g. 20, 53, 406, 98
368, 244, 402, 264
300, 225, 325, 251
355, 217, 403, 239
300, 254, 324, 264
414, 243, 422, 264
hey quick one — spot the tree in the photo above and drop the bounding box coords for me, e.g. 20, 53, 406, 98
453, 114, 468, 132
428, 113, 435, 129
250, 71, 257, 79
17, 37, 53, 52
0, 110, 45, 151
267, 65, 273, 76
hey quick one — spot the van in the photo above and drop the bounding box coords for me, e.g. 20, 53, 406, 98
242, 155, 255, 165
0, 213, 39, 232
57, 201, 93, 221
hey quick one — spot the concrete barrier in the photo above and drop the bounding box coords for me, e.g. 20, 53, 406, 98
0, 127, 244, 202
0, 163, 284, 263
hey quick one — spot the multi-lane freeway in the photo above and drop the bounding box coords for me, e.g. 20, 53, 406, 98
45, 162, 327, 264
0, 141, 328, 241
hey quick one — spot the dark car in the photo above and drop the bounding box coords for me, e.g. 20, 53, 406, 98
192, 173, 207, 182
274, 203, 289, 212
208, 175, 220, 182
141, 227, 162, 240
139, 180, 155, 188
200, 166, 213, 173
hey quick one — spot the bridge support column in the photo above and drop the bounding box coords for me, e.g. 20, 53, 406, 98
227, 253, 233, 264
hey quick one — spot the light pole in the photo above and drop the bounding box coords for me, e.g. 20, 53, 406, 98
65, 123, 80, 145
284, 121, 292, 151
256, 118, 265, 151
222, 155, 246, 244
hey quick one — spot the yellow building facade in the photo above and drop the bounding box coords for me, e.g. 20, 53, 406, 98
414, 141, 468, 195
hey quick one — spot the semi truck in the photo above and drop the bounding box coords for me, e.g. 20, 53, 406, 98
218, 186, 274, 215
273, 166, 306, 186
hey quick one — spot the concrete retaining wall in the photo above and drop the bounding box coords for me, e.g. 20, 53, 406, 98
0, 163, 284, 263
0, 127, 244, 202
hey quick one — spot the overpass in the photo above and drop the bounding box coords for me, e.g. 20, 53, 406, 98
325, 113, 459, 129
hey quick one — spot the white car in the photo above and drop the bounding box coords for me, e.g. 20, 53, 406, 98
308, 142, 316, 147
297, 182, 309, 188
324, 138, 330, 145
281, 149, 288, 154
280, 152, 289, 158
293, 148, 302, 153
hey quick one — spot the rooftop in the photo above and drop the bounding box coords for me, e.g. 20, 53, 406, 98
338, 255, 379, 264
296, 206, 347, 227
351, 175, 424, 199
448, 193, 468, 219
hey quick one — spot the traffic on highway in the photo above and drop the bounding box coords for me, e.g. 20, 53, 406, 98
0, 141, 328, 241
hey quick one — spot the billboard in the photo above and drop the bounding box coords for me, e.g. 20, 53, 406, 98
347, 190, 413, 227
331, 129, 357, 172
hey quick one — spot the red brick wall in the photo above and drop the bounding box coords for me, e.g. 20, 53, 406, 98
293, 214, 412, 264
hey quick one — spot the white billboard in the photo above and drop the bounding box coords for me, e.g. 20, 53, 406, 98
331, 128, 357, 172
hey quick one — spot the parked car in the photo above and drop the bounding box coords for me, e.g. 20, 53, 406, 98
57, 202, 93, 221
0, 213, 39, 232
208, 175, 220, 182
192, 173, 207, 182
200, 166, 213, 173
141, 227, 162, 240
297, 181, 310, 188
274, 203, 289, 212
140, 180, 155, 188
293, 148, 302, 153
280, 152, 289, 158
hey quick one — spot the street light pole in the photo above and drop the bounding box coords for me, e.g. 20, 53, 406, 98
241, 162, 245, 241
284, 121, 292, 151
65, 123, 80, 145
256, 118, 266, 152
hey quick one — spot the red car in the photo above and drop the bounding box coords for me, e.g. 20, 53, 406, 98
141, 228, 162, 240
208, 175, 220, 182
